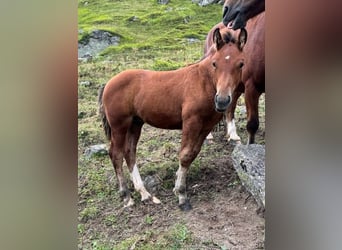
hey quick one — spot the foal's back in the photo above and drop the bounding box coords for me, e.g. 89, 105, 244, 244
103, 65, 214, 130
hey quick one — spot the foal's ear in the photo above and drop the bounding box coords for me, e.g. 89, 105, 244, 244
213, 28, 224, 50
238, 28, 247, 50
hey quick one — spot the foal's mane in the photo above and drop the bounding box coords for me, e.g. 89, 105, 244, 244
198, 30, 236, 63
221, 30, 236, 44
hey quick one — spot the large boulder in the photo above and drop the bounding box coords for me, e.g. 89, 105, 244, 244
231, 144, 265, 208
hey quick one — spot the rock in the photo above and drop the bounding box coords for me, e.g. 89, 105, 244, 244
186, 38, 200, 44
231, 144, 265, 208
79, 81, 91, 87
127, 16, 140, 22
78, 30, 120, 60
84, 144, 108, 159
192, 0, 223, 6
157, 0, 170, 4
144, 175, 161, 195
78, 111, 86, 119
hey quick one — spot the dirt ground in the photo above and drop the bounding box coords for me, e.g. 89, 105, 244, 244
78, 106, 265, 249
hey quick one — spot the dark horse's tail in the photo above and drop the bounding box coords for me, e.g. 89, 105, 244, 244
98, 86, 111, 140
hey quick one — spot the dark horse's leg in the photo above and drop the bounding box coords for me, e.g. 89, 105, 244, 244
174, 118, 208, 210
225, 89, 243, 142
245, 80, 262, 144
124, 119, 161, 204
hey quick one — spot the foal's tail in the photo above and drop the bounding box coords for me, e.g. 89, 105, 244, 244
98, 85, 111, 140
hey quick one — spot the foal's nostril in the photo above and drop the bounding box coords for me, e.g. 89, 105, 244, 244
227, 95, 231, 104
215, 94, 220, 104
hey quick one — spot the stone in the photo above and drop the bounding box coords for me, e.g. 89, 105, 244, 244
186, 38, 200, 44
127, 16, 140, 22
231, 144, 265, 208
78, 30, 120, 60
84, 144, 108, 159
79, 81, 91, 87
158, 0, 170, 4
78, 111, 86, 119
192, 0, 223, 7
144, 175, 161, 195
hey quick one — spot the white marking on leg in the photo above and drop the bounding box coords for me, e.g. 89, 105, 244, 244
173, 163, 188, 204
227, 119, 241, 141
174, 165, 187, 192
131, 164, 161, 204
131, 164, 151, 201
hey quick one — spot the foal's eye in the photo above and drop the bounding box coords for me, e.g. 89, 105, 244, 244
238, 61, 244, 69
212, 61, 217, 68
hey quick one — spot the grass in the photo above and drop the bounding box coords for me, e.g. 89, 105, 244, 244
169, 223, 192, 249
111, 222, 193, 250
78, 0, 222, 55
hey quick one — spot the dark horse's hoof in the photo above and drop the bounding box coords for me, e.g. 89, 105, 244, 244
179, 199, 192, 211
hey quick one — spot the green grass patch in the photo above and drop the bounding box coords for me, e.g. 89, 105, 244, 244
78, 0, 222, 58
80, 205, 99, 222
167, 223, 193, 249
152, 59, 184, 71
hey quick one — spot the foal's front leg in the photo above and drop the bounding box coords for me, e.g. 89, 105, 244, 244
174, 123, 207, 210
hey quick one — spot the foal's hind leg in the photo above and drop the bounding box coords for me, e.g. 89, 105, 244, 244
225, 89, 242, 142
124, 121, 161, 204
109, 131, 134, 207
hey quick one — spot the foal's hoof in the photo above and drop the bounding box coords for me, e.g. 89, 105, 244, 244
123, 197, 135, 208
152, 196, 161, 204
179, 199, 192, 211
228, 137, 241, 144
142, 195, 161, 205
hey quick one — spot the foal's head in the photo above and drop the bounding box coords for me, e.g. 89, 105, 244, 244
210, 27, 247, 112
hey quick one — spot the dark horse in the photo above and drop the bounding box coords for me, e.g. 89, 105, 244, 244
204, 10, 264, 144
222, 0, 265, 30
98, 28, 247, 210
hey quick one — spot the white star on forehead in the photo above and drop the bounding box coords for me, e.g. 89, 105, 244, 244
225, 55, 230, 60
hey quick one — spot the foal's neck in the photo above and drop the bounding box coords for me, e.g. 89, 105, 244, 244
196, 59, 216, 94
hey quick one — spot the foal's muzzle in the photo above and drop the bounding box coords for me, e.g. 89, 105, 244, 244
215, 94, 231, 113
